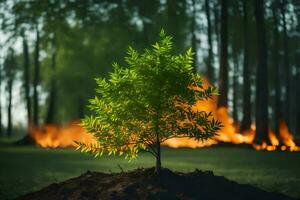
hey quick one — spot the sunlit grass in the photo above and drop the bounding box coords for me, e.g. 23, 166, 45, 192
0, 146, 299, 199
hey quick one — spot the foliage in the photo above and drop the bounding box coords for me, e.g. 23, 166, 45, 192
77, 30, 222, 160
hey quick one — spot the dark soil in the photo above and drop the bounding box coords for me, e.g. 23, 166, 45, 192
15, 168, 296, 200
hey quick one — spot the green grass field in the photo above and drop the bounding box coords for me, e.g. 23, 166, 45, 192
0, 145, 300, 200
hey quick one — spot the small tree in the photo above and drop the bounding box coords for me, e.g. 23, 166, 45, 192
78, 30, 222, 174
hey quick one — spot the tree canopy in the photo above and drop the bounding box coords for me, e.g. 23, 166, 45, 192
78, 30, 222, 173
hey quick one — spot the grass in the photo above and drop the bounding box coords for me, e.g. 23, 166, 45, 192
0, 145, 300, 199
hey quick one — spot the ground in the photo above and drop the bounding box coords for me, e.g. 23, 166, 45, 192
0, 145, 300, 199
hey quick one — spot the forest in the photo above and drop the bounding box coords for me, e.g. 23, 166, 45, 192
0, 0, 300, 199
0, 0, 299, 147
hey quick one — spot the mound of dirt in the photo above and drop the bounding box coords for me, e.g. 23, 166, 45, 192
15, 168, 295, 200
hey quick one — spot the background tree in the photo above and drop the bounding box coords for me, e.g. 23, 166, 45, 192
33, 26, 40, 126
271, 1, 282, 138
240, 0, 252, 132
218, 0, 228, 108
3, 49, 16, 137
191, 0, 198, 72
279, 0, 291, 127
0, 62, 2, 136
205, 0, 214, 82
229, 0, 243, 124
254, 0, 270, 144
45, 34, 57, 124
22, 32, 32, 132
78, 31, 222, 173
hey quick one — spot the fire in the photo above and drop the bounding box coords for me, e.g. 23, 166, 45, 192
29, 78, 299, 152
164, 78, 299, 152
29, 121, 97, 148
279, 121, 300, 151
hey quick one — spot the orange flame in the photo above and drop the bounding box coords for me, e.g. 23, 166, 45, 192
163, 78, 299, 152
29, 79, 299, 152
279, 121, 300, 151
29, 121, 97, 148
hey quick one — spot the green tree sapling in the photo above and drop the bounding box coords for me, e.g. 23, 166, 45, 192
77, 30, 222, 174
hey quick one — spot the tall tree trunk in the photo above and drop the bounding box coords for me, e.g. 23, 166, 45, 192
213, 0, 220, 60
232, 52, 238, 123
280, 0, 291, 127
254, 0, 270, 144
7, 79, 12, 137
217, 0, 228, 108
296, 13, 300, 136
271, 4, 282, 137
191, 0, 197, 72
78, 97, 84, 119
33, 26, 40, 126
45, 37, 57, 124
22, 35, 32, 131
296, 64, 300, 136
0, 65, 2, 136
205, 0, 214, 81
240, 0, 252, 132
139, 2, 150, 44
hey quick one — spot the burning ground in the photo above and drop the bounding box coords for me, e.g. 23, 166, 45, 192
29, 80, 300, 152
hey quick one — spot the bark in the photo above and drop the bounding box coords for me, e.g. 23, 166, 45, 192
254, 0, 270, 144
191, 0, 197, 72
22, 35, 32, 131
293, 0, 300, 136
138, 1, 150, 44
271, 4, 282, 137
154, 112, 161, 174
217, 0, 228, 108
167, 0, 178, 35
4, 50, 15, 137
279, 0, 291, 128
33, 27, 40, 126
0, 65, 2, 136
155, 133, 161, 174
78, 97, 84, 119
205, 0, 214, 82
240, 0, 252, 132
45, 37, 57, 124
166, 0, 187, 53
214, 0, 220, 55
232, 53, 238, 123
296, 67, 300, 136
7, 79, 12, 137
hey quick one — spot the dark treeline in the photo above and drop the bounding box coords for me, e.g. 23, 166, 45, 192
0, 0, 299, 145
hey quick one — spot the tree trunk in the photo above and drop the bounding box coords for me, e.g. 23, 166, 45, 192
280, 0, 291, 128
296, 69, 300, 136
205, 0, 214, 82
0, 65, 2, 136
155, 133, 161, 174
33, 26, 40, 126
213, 0, 220, 60
22, 35, 32, 131
240, 0, 252, 132
271, 3, 282, 137
45, 37, 57, 124
7, 79, 12, 137
254, 0, 270, 144
232, 52, 238, 123
218, 0, 228, 108
293, 0, 300, 136
78, 97, 84, 119
191, 0, 197, 72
